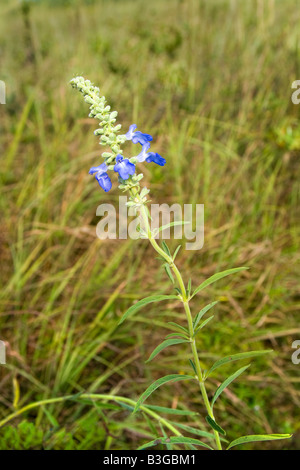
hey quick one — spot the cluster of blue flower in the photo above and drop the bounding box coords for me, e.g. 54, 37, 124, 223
89, 124, 166, 192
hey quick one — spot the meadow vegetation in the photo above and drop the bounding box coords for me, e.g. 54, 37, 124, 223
0, 0, 299, 449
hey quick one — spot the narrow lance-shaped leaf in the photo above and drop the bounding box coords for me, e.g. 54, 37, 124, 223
227, 434, 292, 450
164, 264, 174, 284
165, 333, 189, 340
142, 412, 159, 440
159, 423, 172, 450
194, 316, 214, 336
211, 364, 251, 408
146, 338, 189, 363
187, 278, 192, 297
138, 436, 213, 450
168, 422, 228, 445
205, 350, 273, 378
191, 267, 248, 299
145, 405, 198, 416
134, 374, 194, 413
193, 301, 219, 329
155, 221, 190, 235
205, 415, 226, 435
168, 322, 189, 335
115, 401, 134, 412
162, 240, 171, 257
168, 421, 222, 441
173, 245, 182, 260
189, 359, 197, 375
118, 294, 178, 325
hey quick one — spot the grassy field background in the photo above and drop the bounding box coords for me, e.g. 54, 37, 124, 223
0, 0, 299, 450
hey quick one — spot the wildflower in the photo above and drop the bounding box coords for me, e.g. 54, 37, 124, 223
136, 143, 151, 162
125, 124, 137, 140
146, 152, 166, 166
132, 131, 153, 145
89, 162, 112, 192
114, 155, 136, 180
136, 143, 166, 166
125, 124, 153, 145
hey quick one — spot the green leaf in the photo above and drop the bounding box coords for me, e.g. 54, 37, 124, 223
145, 405, 198, 416
115, 401, 134, 412
211, 364, 251, 408
205, 416, 226, 435
189, 359, 197, 375
142, 412, 159, 439
67, 391, 85, 401
164, 264, 174, 284
187, 278, 192, 296
156, 221, 190, 234
165, 333, 189, 340
194, 316, 214, 336
146, 338, 189, 363
227, 434, 292, 450
193, 301, 219, 329
173, 245, 182, 260
168, 322, 188, 335
191, 267, 248, 299
169, 422, 219, 441
138, 436, 213, 450
162, 241, 171, 256
134, 374, 194, 413
205, 350, 272, 378
43, 408, 59, 428
159, 423, 172, 450
118, 295, 178, 325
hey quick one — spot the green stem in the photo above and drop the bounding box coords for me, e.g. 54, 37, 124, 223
0, 393, 181, 437
135, 195, 222, 450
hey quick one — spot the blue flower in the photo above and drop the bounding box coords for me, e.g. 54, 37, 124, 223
125, 124, 153, 145
125, 124, 137, 140
89, 162, 112, 192
89, 162, 107, 175
114, 154, 136, 180
132, 131, 153, 145
146, 152, 166, 166
136, 143, 151, 162
136, 144, 166, 166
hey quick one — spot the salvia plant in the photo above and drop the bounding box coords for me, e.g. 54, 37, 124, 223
68, 76, 291, 450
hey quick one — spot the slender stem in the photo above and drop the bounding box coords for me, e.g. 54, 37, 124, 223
135, 196, 222, 450
183, 300, 222, 450
0, 393, 182, 437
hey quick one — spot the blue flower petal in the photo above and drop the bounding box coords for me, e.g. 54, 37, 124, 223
89, 162, 108, 175
132, 131, 153, 145
146, 152, 166, 166
125, 124, 153, 145
136, 142, 151, 162
95, 172, 112, 192
114, 157, 136, 180
125, 124, 137, 140
115, 154, 123, 163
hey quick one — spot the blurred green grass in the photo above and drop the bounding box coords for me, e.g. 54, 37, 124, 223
0, 0, 299, 450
